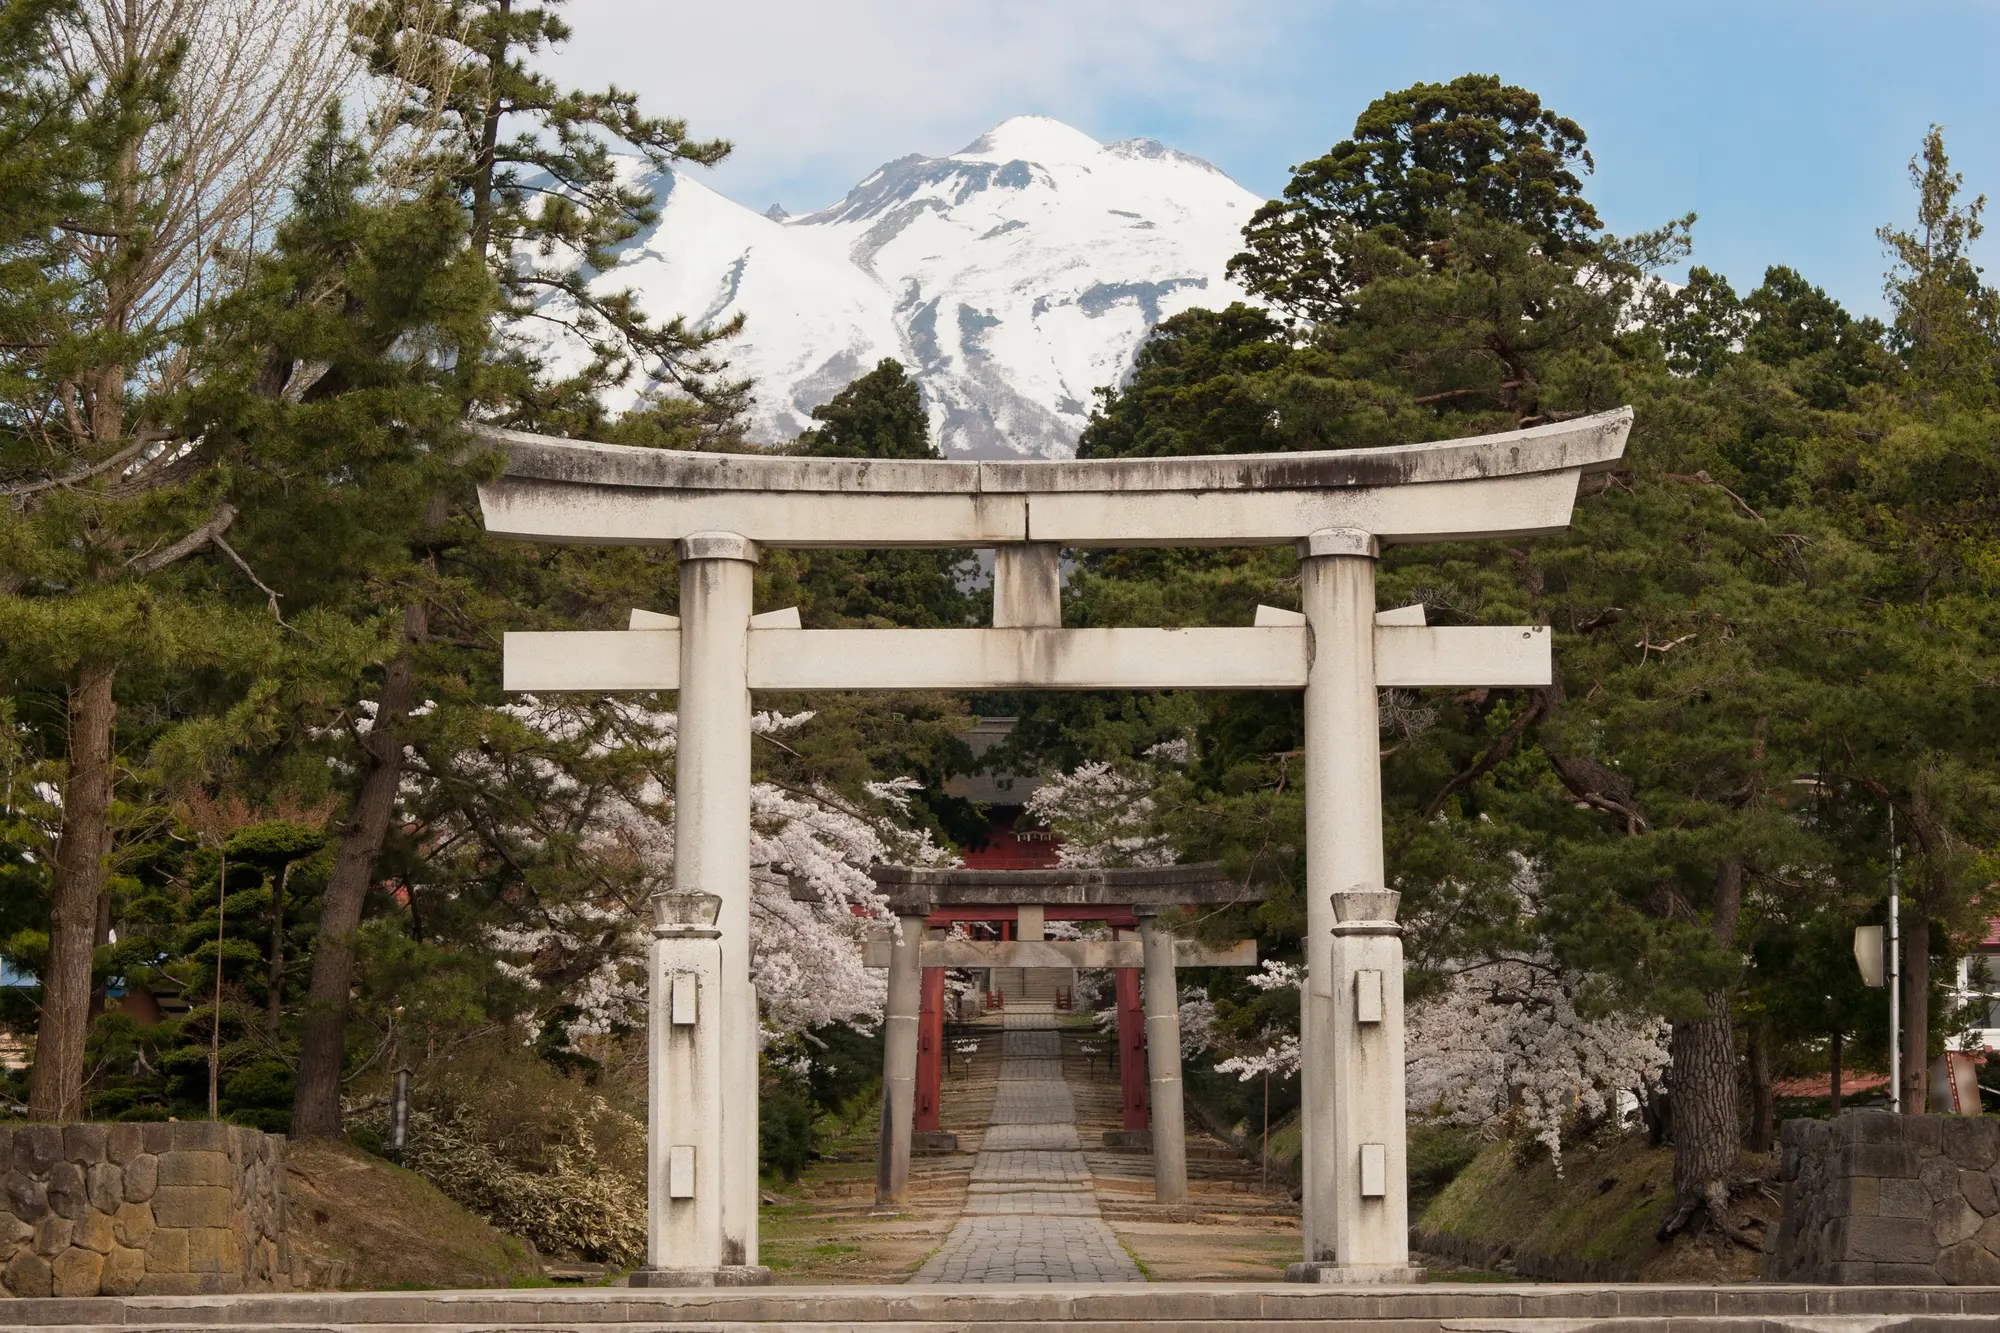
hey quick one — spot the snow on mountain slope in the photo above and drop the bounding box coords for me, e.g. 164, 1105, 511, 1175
562, 116, 1264, 459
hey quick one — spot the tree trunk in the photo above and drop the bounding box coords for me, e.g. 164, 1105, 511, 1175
1746, 1017, 1775, 1153
28, 661, 117, 1122
1902, 912, 1931, 1114
291, 607, 423, 1137
1659, 991, 1745, 1241
1658, 857, 1755, 1245
1829, 1029, 1843, 1115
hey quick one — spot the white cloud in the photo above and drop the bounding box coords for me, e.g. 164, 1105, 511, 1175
540, 0, 1301, 213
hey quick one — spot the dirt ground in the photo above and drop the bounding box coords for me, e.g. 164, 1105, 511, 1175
759, 1018, 1305, 1284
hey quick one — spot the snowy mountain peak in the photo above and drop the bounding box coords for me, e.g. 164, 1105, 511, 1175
548, 118, 1266, 458
955, 114, 1109, 166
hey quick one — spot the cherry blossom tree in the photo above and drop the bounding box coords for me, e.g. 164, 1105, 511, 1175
412, 698, 953, 1049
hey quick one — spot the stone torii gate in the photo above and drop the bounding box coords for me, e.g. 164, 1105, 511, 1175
864, 863, 1265, 1206
476, 406, 1631, 1285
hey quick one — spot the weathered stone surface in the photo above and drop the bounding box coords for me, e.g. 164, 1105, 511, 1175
1848, 1142, 1923, 1179
1880, 1176, 1932, 1219
104, 1123, 144, 1166
76, 1205, 117, 1254
146, 1225, 189, 1274
63, 1122, 108, 1163
1851, 1210, 1948, 1263
1964, 1169, 1999, 1216
123, 1152, 158, 1202
172, 1121, 230, 1153
51, 1244, 106, 1297
186, 1225, 242, 1275
152, 1184, 231, 1230
4, 1169, 49, 1223
86, 1160, 123, 1213
4, 1247, 53, 1297
1923, 1153, 1962, 1201
113, 1200, 155, 1249
1, 1209, 31, 1248
1941, 1115, 2000, 1169
158, 1149, 232, 1188
0, 1123, 283, 1298
1935, 1198, 1983, 1247
1938, 1240, 2000, 1285
34, 1215, 74, 1256
132, 1270, 203, 1295
1773, 1115, 2000, 1285
46, 1159, 86, 1218
98, 1244, 147, 1296
14, 1124, 60, 1175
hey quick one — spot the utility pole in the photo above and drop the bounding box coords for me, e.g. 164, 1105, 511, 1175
1889, 807, 1902, 1115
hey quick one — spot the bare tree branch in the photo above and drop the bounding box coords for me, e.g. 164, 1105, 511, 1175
212, 533, 290, 626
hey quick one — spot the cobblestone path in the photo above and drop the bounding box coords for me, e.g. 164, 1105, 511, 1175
910, 1012, 1143, 1284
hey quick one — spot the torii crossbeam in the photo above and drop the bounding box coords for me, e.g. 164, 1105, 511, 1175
476, 408, 1631, 1285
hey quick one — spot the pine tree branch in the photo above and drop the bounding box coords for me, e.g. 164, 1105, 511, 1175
129, 504, 238, 574
2, 437, 154, 500
1663, 470, 1765, 523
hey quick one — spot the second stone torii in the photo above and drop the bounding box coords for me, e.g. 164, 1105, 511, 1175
864, 864, 1266, 1206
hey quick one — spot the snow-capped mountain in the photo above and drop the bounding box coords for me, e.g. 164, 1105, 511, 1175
568, 116, 1265, 459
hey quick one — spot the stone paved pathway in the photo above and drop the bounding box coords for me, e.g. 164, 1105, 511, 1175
909, 1011, 1143, 1284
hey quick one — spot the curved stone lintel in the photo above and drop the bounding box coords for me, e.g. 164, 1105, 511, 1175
476, 408, 1631, 496
474, 410, 1632, 550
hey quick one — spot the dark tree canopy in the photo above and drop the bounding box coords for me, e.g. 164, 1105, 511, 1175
794, 358, 935, 459
1077, 305, 1292, 459
1229, 74, 1601, 324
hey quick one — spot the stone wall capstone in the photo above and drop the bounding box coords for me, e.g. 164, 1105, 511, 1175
1767, 1111, 2000, 1284
0, 1122, 287, 1298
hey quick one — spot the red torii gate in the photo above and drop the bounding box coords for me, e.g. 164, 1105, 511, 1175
907, 901, 1148, 1137
869, 864, 1262, 1202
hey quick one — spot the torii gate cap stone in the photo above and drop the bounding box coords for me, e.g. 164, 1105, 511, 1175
473, 408, 1632, 550
871, 862, 1261, 914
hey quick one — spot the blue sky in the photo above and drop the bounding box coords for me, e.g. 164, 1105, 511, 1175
546, 0, 1999, 317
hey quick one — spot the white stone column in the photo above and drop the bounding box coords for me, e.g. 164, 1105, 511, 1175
1326, 889, 1413, 1275
875, 913, 925, 1204
1294, 526, 1419, 1282
674, 532, 763, 1273
1138, 909, 1188, 1203
1297, 527, 1377, 1268
646, 892, 723, 1275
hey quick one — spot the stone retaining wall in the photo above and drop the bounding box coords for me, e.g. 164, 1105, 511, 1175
1767, 1111, 2000, 1283
0, 1122, 286, 1298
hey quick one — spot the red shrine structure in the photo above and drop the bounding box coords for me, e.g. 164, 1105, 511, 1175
869, 864, 1262, 1157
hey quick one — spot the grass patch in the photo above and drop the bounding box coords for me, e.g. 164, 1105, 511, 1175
1417, 1132, 1672, 1279
287, 1139, 543, 1290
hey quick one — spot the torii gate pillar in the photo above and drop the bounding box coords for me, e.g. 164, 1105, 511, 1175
1293, 528, 1418, 1282
632, 532, 767, 1285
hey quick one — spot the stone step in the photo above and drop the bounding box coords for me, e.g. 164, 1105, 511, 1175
11, 1285, 2000, 1332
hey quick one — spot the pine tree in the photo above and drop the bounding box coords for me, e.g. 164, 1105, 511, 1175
282, 0, 742, 1136
1878, 126, 1999, 406
1228, 74, 1601, 324
0, 0, 308, 1121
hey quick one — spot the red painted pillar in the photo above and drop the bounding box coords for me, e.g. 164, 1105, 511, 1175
915, 965, 946, 1132
1116, 962, 1149, 1130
